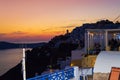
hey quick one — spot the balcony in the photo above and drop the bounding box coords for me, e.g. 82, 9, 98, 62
27, 67, 79, 80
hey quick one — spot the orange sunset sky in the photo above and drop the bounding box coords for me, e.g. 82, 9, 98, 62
0, 0, 120, 43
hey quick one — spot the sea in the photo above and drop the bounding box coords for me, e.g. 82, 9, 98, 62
0, 49, 30, 76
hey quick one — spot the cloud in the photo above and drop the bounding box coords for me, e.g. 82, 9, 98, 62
0, 31, 27, 36
59, 26, 75, 29
0, 31, 51, 43
5, 35, 50, 43
0, 31, 28, 40
11, 31, 26, 35
41, 28, 51, 32
0, 33, 6, 36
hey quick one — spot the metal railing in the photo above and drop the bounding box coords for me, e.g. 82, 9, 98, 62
27, 68, 74, 80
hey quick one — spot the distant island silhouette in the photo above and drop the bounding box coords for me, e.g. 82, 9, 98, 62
0, 41, 46, 50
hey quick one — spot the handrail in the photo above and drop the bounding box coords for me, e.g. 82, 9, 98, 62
27, 68, 74, 80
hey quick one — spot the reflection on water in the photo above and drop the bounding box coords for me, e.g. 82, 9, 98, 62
0, 49, 23, 76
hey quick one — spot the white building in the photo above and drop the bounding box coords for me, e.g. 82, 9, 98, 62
94, 51, 120, 80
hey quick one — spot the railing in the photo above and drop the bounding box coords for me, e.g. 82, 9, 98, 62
27, 68, 74, 80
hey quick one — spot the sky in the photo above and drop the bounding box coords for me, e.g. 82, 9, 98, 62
0, 0, 120, 43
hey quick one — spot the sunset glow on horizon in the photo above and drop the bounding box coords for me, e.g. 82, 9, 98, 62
0, 0, 120, 43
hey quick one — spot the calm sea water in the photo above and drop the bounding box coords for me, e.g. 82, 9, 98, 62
0, 49, 23, 76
